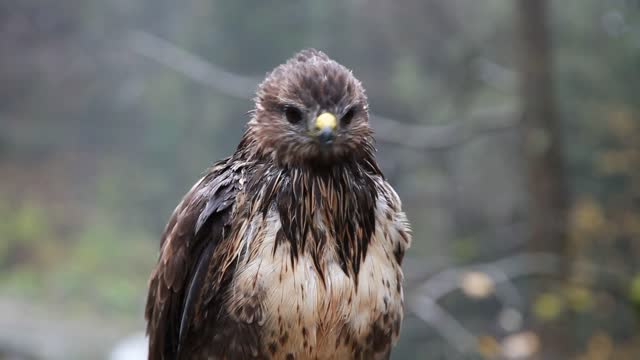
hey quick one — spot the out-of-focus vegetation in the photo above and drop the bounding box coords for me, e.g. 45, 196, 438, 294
0, 198, 155, 315
1, 0, 640, 358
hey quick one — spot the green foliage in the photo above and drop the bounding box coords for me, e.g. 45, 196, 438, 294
630, 274, 640, 305
0, 196, 156, 317
0, 199, 53, 268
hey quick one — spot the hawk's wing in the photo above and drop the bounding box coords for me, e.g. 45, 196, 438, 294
145, 158, 242, 360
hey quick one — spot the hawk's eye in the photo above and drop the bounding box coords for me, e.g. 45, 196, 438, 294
341, 107, 356, 125
284, 106, 303, 125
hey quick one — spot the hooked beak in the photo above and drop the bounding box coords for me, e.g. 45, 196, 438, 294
314, 112, 337, 144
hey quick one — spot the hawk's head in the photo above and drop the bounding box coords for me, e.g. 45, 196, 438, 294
245, 49, 373, 168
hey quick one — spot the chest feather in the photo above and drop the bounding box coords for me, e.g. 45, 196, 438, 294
227, 198, 405, 359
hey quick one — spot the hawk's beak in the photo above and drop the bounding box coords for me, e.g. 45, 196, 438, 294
314, 112, 337, 144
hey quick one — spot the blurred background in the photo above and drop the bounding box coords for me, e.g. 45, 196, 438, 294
1, 0, 639, 359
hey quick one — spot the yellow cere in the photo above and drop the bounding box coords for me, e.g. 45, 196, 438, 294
315, 112, 337, 130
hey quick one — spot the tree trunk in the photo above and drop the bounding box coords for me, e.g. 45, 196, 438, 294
515, 0, 572, 358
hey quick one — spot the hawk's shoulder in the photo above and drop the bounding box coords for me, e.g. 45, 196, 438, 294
145, 156, 245, 360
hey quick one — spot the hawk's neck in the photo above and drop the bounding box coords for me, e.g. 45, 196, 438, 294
244, 158, 381, 278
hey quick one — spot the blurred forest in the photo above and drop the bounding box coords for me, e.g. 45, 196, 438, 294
1, 0, 639, 359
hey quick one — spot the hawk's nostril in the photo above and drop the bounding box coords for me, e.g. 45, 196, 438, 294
317, 128, 335, 144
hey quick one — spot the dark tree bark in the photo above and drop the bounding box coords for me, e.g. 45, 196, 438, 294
517, 0, 568, 255
515, 1, 572, 358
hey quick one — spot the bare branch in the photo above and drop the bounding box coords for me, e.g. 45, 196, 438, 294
406, 251, 636, 355
410, 252, 558, 302
371, 108, 516, 151
127, 30, 259, 99
410, 295, 478, 354
405, 253, 558, 355
126, 30, 518, 151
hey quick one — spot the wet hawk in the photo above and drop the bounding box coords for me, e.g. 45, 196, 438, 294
145, 49, 411, 360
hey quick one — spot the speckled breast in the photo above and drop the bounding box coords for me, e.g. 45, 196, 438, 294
224, 206, 405, 360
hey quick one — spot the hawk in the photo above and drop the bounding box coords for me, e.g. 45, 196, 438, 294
145, 49, 411, 360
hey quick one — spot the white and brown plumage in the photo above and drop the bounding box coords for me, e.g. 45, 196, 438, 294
145, 49, 411, 360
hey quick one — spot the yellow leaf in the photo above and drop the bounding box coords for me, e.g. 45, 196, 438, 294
622, 212, 640, 236
607, 108, 637, 140
596, 150, 633, 175
586, 332, 613, 360
570, 198, 605, 235
501, 331, 540, 359
533, 292, 564, 321
461, 271, 495, 299
630, 274, 640, 304
565, 286, 594, 312
477, 335, 500, 358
